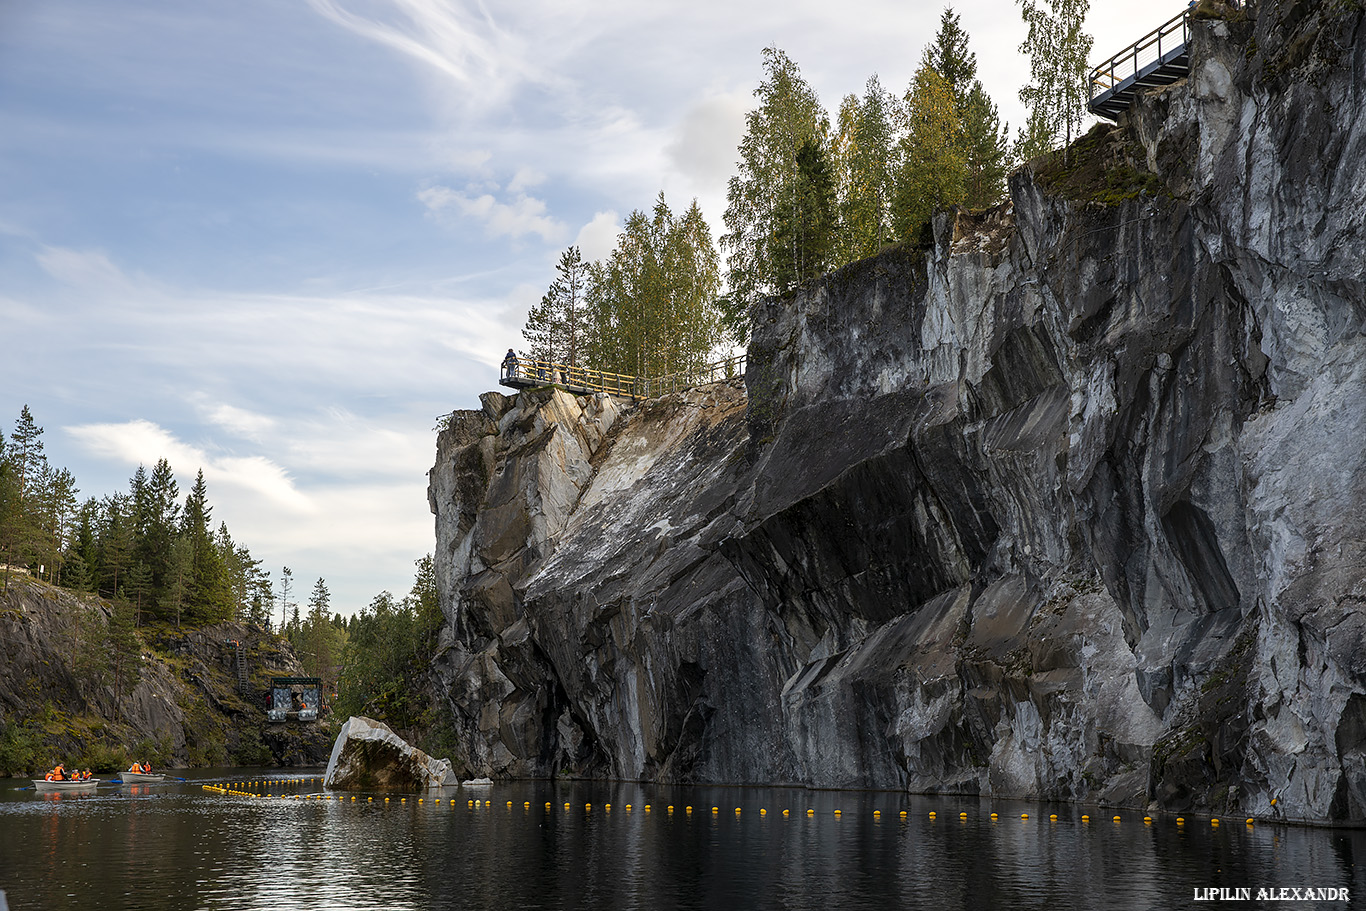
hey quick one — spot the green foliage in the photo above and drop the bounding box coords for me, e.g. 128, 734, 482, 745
335, 556, 442, 732
524, 246, 591, 367
961, 82, 1011, 209
721, 47, 830, 333
1017, 0, 1094, 163
107, 595, 142, 711
833, 76, 898, 263
772, 138, 837, 291
0, 720, 44, 775
74, 740, 128, 773
894, 65, 966, 241
585, 194, 725, 379
924, 6, 978, 107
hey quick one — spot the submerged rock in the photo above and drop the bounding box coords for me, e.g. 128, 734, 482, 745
324, 716, 457, 791
427, 3, 1366, 823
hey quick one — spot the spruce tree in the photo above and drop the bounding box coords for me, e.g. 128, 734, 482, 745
894, 65, 966, 242
961, 82, 1011, 209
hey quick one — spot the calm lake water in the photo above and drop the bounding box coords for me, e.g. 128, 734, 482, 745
1, 768, 1361, 910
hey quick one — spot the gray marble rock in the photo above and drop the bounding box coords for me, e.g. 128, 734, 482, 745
427, 2, 1366, 822
324, 715, 457, 791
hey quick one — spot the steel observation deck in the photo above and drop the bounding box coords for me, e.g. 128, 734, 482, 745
1089, 8, 1193, 120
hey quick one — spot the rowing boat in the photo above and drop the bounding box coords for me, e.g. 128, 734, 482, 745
32, 778, 100, 792
121, 771, 166, 783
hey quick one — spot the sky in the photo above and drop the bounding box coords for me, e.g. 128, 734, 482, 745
0, 0, 1167, 618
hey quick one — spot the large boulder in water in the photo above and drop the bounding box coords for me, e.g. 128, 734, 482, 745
324, 716, 458, 791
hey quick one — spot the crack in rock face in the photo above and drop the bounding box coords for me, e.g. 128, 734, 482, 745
428, 3, 1366, 822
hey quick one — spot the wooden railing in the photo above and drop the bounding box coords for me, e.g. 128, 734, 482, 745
499, 353, 747, 401
1090, 8, 1191, 109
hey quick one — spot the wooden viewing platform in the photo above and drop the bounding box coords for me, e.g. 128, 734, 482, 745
1089, 8, 1193, 120
499, 353, 747, 401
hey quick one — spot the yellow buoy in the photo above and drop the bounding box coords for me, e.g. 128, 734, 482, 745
834, 810, 841, 816
564, 803, 570, 809
1144, 817, 1152, 825
1270, 798, 1277, 806
384, 798, 389, 803
667, 805, 674, 813
368, 797, 372, 802
760, 809, 767, 816
644, 804, 651, 811
734, 808, 741, 815
1050, 814, 1057, 821
1021, 813, 1029, 820
1212, 819, 1220, 826
685, 806, 692, 813
712, 807, 718, 814
625, 805, 632, 811
585, 803, 592, 811
874, 810, 881, 817
1113, 816, 1121, 823
807, 809, 814, 817
418, 798, 423, 804
990, 813, 998, 819
545, 802, 551, 809
901, 811, 908, 818
1177, 817, 1185, 824
960, 812, 967, 819
1082, 815, 1090, 822
401, 798, 406, 804
468, 799, 474, 806
606, 804, 612, 811
507, 801, 512, 807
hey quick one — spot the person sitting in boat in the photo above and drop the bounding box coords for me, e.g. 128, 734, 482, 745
141, 762, 151, 774
128, 761, 142, 773
81, 769, 92, 780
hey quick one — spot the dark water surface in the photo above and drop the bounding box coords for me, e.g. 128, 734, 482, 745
1, 769, 1361, 910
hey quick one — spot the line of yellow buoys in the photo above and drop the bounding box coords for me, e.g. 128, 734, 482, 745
196, 785, 1259, 829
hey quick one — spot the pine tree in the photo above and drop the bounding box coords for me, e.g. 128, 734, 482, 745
279, 566, 294, 632
721, 47, 830, 339
1017, 0, 1094, 165
924, 6, 977, 108
181, 469, 230, 623
961, 82, 1011, 209
522, 246, 592, 369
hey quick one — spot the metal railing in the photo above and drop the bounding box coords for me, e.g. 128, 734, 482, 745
499, 353, 747, 401
1090, 8, 1191, 109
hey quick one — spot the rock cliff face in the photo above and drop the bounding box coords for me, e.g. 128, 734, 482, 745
428, 2, 1366, 821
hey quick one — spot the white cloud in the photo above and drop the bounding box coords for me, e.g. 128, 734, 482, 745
418, 184, 564, 242
66, 419, 314, 514
202, 402, 278, 442
665, 91, 750, 189
507, 166, 545, 193
574, 211, 620, 262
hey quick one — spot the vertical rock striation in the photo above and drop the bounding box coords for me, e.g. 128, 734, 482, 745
428, 2, 1366, 821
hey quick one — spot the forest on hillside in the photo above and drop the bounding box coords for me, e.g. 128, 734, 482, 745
0, 405, 443, 744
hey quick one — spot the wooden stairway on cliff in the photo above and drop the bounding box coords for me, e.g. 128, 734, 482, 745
1089, 8, 1194, 120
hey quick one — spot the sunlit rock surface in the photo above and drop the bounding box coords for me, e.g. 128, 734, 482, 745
428, 3, 1366, 822
324, 716, 457, 791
